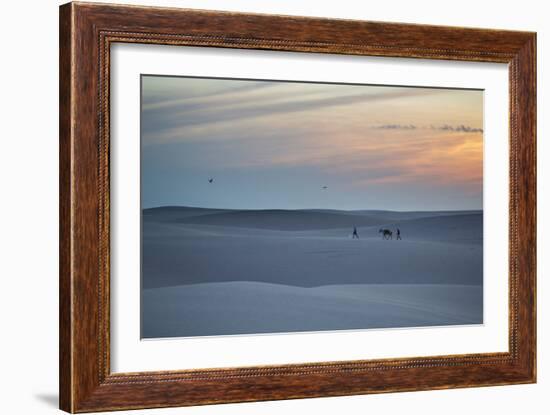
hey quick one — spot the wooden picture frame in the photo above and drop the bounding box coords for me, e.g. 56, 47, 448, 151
59, 2, 536, 412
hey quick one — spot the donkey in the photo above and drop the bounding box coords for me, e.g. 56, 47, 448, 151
379, 228, 393, 240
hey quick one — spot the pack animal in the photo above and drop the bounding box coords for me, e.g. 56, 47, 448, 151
379, 228, 393, 240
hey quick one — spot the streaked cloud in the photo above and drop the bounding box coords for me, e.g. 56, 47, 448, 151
372, 124, 483, 133
141, 76, 483, 211
142, 80, 447, 145
436, 124, 483, 133
142, 81, 276, 111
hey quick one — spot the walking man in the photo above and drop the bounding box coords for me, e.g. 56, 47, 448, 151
352, 226, 359, 239
396, 228, 402, 240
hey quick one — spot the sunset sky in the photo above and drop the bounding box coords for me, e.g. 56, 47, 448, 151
141, 75, 483, 211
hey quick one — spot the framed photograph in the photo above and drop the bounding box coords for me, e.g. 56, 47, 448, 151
59, 2, 536, 412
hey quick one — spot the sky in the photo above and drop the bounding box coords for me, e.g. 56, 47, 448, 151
141, 75, 483, 211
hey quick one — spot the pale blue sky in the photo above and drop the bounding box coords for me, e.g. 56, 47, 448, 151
141, 75, 483, 211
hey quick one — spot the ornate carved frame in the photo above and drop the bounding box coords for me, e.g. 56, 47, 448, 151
59, 2, 536, 412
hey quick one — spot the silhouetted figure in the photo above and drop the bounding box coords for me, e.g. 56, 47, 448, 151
352, 227, 359, 239
396, 228, 402, 240
208, 178, 214, 183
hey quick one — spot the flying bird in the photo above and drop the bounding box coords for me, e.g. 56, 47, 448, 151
322, 186, 328, 190
208, 178, 214, 183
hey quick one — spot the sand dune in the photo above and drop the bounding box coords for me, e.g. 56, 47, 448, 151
173, 209, 386, 230
141, 206, 483, 337
295, 212, 482, 244
304, 208, 480, 221
143, 206, 481, 230
383, 213, 482, 244
142, 212, 482, 288
143, 206, 230, 222
142, 282, 482, 338
143, 224, 482, 288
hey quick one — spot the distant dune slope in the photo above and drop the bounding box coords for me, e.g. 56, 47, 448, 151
143, 206, 230, 222
294, 212, 482, 244
174, 209, 387, 230
305, 209, 480, 221
143, 206, 481, 232
384, 213, 482, 244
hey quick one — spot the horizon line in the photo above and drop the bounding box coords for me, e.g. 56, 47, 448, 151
142, 204, 483, 213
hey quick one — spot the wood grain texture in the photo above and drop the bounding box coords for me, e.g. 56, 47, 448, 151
59, 2, 537, 412
59, 3, 73, 411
